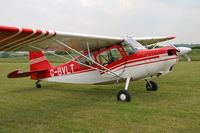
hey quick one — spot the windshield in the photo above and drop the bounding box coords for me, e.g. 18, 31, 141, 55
123, 37, 146, 52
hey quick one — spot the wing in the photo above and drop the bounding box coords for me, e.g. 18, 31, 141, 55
0, 25, 175, 51
134, 36, 176, 45
0, 25, 123, 51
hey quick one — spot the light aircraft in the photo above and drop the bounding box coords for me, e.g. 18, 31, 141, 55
0, 25, 191, 102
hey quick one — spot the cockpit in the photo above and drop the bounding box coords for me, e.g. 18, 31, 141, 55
77, 37, 146, 67
96, 47, 122, 66
123, 37, 146, 51
121, 37, 146, 56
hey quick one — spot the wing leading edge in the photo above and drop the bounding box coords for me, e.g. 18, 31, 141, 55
0, 25, 175, 52
135, 36, 176, 46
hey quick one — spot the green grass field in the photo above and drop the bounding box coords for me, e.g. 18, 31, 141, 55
0, 54, 200, 132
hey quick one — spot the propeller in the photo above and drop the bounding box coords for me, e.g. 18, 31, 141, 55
176, 47, 192, 62
146, 43, 192, 62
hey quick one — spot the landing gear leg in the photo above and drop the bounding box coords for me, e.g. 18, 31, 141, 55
145, 80, 158, 91
117, 77, 131, 102
35, 80, 41, 88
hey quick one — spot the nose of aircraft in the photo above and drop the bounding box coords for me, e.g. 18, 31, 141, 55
176, 47, 192, 56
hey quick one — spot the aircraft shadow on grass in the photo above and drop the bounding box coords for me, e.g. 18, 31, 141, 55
9, 83, 160, 101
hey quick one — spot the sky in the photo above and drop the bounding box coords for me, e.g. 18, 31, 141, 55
0, 0, 200, 44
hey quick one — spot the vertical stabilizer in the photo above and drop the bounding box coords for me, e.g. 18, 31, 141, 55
29, 51, 52, 71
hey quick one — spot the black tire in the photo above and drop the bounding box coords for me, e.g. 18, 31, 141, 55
117, 90, 131, 102
146, 81, 158, 91
36, 84, 41, 88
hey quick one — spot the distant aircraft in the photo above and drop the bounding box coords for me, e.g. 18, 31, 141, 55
0, 25, 191, 102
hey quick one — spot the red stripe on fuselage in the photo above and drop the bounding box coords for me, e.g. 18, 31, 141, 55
44, 56, 176, 79
113, 57, 177, 73
101, 55, 160, 74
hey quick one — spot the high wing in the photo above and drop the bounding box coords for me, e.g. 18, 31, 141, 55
0, 25, 123, 52
135, 36, 176, 46
0, 25, 175, 51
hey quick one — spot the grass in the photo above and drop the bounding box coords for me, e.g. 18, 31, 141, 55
0, 57, 200, 132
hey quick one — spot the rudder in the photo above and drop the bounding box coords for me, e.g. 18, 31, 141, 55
29, 51, 52, 71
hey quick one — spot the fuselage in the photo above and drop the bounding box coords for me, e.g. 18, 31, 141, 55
33, 44, 177, 84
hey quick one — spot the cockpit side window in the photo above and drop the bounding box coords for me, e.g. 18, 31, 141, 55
77, 52, 95, 66
96, 48, 122, 66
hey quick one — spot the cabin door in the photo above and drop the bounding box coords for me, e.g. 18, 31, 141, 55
95, 46, 126, 77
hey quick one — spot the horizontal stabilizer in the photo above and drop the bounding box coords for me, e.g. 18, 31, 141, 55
7, 69, 47, 78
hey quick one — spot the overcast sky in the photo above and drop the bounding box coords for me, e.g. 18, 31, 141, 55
0, 0, 199, 43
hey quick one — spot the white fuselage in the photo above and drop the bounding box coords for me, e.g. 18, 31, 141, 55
44, 54, 177, 84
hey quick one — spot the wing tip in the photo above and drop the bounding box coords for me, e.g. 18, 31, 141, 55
167, 36, 176, 40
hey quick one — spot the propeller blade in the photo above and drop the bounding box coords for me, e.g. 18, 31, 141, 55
182, 54, 191, 62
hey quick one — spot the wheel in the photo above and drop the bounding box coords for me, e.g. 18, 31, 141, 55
146, 81, 158, 91
117, 90, 131, 102
36, 84, 41, 88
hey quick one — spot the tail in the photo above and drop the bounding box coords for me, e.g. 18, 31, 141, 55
8, 51, 52, 79
29, 51, 52, 71
29, 51, 52, 80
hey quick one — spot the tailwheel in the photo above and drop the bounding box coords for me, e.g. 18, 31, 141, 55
117, 90, 131, 102
36, 84, 41, 88
146, 80, 158, 91
35, 80, 41, 88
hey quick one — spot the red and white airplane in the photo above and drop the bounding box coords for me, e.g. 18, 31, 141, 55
0, 25, 191, 102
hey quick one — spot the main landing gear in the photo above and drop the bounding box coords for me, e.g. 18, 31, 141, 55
35, 80, 41, 88
117, 78, 159, 102
117, 77, 131, 102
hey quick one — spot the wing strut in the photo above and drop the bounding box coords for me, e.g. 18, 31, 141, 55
30, 45, 122, 78
54, 39, 123, 79
87, 42, 92, 59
